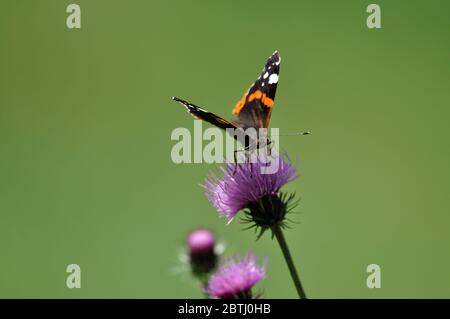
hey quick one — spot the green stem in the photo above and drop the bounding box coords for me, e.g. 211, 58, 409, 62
271, 225, 307, 299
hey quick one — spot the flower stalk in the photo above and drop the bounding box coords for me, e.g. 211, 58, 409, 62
271, 224, 307, 299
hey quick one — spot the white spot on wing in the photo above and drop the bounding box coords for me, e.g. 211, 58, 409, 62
268, 73, 279, 84
263, 72, 269, 79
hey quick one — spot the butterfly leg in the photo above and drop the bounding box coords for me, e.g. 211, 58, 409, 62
232, 148, 247, 175
233, 149, 239, 175
232, 143, 255, 175
267, 139, 273, 156
248, 151, 253, 178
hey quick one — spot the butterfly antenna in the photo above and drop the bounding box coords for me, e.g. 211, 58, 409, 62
292, 131, 311, 136
272, 130, 311, 137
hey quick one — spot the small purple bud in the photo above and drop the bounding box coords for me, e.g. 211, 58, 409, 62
186, 229, 218, 278
187, 229, 216, 256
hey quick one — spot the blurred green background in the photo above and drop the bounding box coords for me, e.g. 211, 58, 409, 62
1, 0, 449, 298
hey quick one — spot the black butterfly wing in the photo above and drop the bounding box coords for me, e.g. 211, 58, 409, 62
232, 51, 280, 129
172, 97, 237, 130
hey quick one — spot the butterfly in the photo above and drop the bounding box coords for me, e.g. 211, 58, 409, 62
172, 51, 282, 150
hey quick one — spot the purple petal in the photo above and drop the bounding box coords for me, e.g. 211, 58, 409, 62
206, 253, 265, 299
204, 155, 298, 221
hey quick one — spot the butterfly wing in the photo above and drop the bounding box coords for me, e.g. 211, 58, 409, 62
172, 97, 237, 130
232, 51, 280, 129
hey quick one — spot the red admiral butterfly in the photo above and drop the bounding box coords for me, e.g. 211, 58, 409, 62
173, 51, 282, 144
173, 51, 309, 155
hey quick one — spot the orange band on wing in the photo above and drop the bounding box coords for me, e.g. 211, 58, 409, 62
232, 94, 247, 115
232, 90, 274, 116
262, 95, 273, 107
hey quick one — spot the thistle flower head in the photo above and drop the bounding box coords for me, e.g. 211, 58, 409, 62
206, 253, 265, 299
204, 155, 299, 237
187, 229, 216, 256
186, 229, 218, 278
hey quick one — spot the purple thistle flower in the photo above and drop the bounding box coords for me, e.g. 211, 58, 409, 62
187, 229, 216, 256
206, 253, 265, 299
204, 155, 298, 232
186, 229, 218, 278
